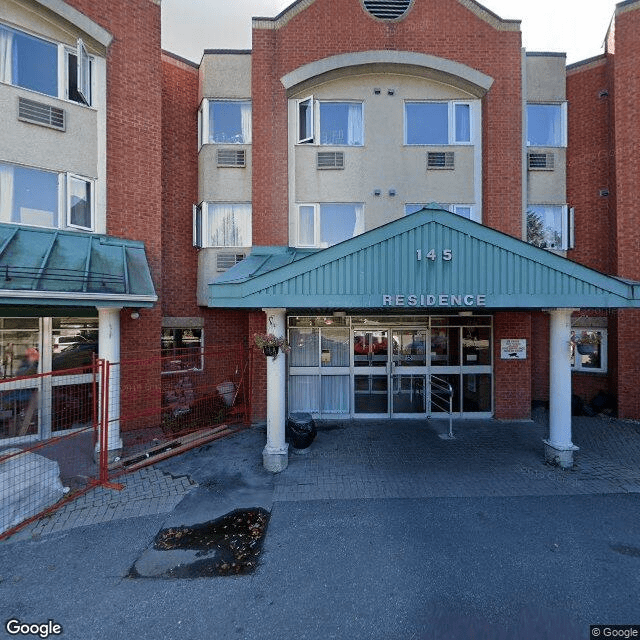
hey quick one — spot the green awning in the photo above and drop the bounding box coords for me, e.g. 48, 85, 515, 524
209, 207, 640, 310
0, 224, 157, 307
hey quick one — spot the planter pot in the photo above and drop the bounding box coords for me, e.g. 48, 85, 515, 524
576, 343, 597, 355
262, 345, 279, 358
286, 412, 317, 450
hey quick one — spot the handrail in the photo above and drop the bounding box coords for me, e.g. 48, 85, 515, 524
430, 374, 453, 438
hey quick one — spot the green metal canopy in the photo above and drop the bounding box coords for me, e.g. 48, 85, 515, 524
209, 207, 640, 310
0, 223, 157, 307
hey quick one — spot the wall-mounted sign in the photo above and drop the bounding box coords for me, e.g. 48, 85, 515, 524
382, 294, 486, 307
501, 339, 527, 360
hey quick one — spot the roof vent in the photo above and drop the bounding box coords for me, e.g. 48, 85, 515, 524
363, 0, 412, 20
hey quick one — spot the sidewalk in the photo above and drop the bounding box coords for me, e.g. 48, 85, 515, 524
7, 413, 640, 541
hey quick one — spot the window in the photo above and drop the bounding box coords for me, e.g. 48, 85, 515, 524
161, 327, 204, 373
297, 98, 363, 146
405, 101, 472, 145
200, 100, 251, 145
571, 328, 607, 373
0, 162, 94, 230
193, 202, 252, 248
527, 103, 567, 147
405, 203, 472, 218
297, 203, 364, 247
526, 205, 571, 250
0, 24, 93, 106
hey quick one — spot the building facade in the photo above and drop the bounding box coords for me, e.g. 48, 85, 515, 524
2, 0, 640, 472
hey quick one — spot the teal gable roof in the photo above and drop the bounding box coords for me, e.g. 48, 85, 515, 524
0, 224, 157, 307
209, 208, 640, 310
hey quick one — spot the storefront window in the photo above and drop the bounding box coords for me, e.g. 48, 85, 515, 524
52, 318, 98, 371
571, 328, 607, 373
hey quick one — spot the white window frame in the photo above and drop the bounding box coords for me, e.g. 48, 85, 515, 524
0, 22, 93, 106
161, 326, 204, 374
318, 100, 364, 146
526, 102, 568, 148
404, 101, 473, 146
405, 203, 474, 219
297, 96, 314, 144
193, 202, 252, 248
296, 203, 364, 248
571, 327, 607, 373
526, 204, 571, 251
199, 99, 252, 146
66, 174, 94, 231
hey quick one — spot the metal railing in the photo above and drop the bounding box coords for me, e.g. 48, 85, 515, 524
430, 374, 454, 438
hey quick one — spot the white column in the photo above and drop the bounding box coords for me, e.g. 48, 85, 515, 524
262, 307, 288, 472
97, 307, 122, 453
544, 308, 578, 468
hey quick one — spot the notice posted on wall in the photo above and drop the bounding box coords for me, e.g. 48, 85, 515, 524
500, 339, 527, 360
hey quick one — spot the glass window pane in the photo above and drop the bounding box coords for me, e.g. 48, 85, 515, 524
572, 330, 603, 370
321, 328, 350, 367
527, 104, 564, 147
12, 165, 58, 227
12, 28, 57, 96
69, 177, 92, 229
298, 205, 315, 245
527, 205, 563, 249
431, 327, 460, 366
462, 327, 491, 365
210, 101, 251, 144
321, 375, 349, 413
354, 374, 388, 413
161, 328, 203, 372
320, 204, 362, 246
52, 318, 98, 371
289, 375, 320, 413
463, 374, 491, 412
207, 204, 251, 246
392, 374, 426, 413
406, 103, 448, 144
298, 98, 313, 142
319, 102, 362, 146
289, 328, 319, 367
405, 204, 426, 215
455, 104, 470, 142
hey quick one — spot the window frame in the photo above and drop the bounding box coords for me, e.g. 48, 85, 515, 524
66, 173, 94, 231
161, 326, 204, 374
296, 97, 364, 146
526, 102, 568, 148
193, 201, 252, 248
571, 327, 607, 374
405, 203, 474, 219
526, 204, 571, 251
0, 22, 93, 107
297, 96, 314, 144
199, 99, 252, 146
296, 202, 364, 248
404, 100, 473, 146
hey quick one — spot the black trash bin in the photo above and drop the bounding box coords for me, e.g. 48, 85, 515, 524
286, 412, 317, 450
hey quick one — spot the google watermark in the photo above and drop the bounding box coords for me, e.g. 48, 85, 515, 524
5, 619, 63, 638
591, 626, 640, 638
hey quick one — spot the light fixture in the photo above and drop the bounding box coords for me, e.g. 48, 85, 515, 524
130, 309, 140, 320
389, 188, 396, 197
374, 188, 381, 196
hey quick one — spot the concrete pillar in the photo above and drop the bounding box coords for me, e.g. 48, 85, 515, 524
262, 307, 288, 472
544, 308, 578, 468
97, 307, 122, 454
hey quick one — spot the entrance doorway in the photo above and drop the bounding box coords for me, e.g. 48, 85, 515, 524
288, 315, 493, 419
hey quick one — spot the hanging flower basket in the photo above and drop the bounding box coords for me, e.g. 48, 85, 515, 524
254, 333, 291, 359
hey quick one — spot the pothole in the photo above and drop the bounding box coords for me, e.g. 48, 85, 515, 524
128, 508, 270, 578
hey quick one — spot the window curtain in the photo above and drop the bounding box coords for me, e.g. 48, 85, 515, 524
208, 204, 251, 247
347, 104, 363, 146
321, 376, 349, 413
289, 328, 319, 367
0, 163, 14, 223
0, 26, 14, 84
240, 102, 252, 144
289, 375, 320, 413
455, 104, 470, 142
353, 204, 364, 236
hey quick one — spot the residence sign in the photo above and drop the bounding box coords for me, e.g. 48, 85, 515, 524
382, 293, 487, 307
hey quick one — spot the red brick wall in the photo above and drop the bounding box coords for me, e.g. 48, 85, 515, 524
530, 311, 549, 405
64, 0, 164, 429
248, 311, 268, 422
566, 59, 615, 274
609, 6, 640, 417
251, 0, 523, 245
493, 311, 531, 419
161, 53, 200, 317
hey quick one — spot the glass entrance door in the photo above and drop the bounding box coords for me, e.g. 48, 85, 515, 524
391, 329, 428, 416
353, 329, 389, 415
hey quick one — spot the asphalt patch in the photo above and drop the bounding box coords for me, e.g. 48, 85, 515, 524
128, 508, 270, 578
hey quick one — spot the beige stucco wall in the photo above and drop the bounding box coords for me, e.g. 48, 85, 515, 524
527, 149, 566, 203
199, 53, 251, 101
288, 73, 482, 242
198, 145, 252, 202
525, 54, 566, 101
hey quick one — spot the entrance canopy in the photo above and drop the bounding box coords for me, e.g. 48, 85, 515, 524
209, 207, 640, 310
0, 223, 157, 307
